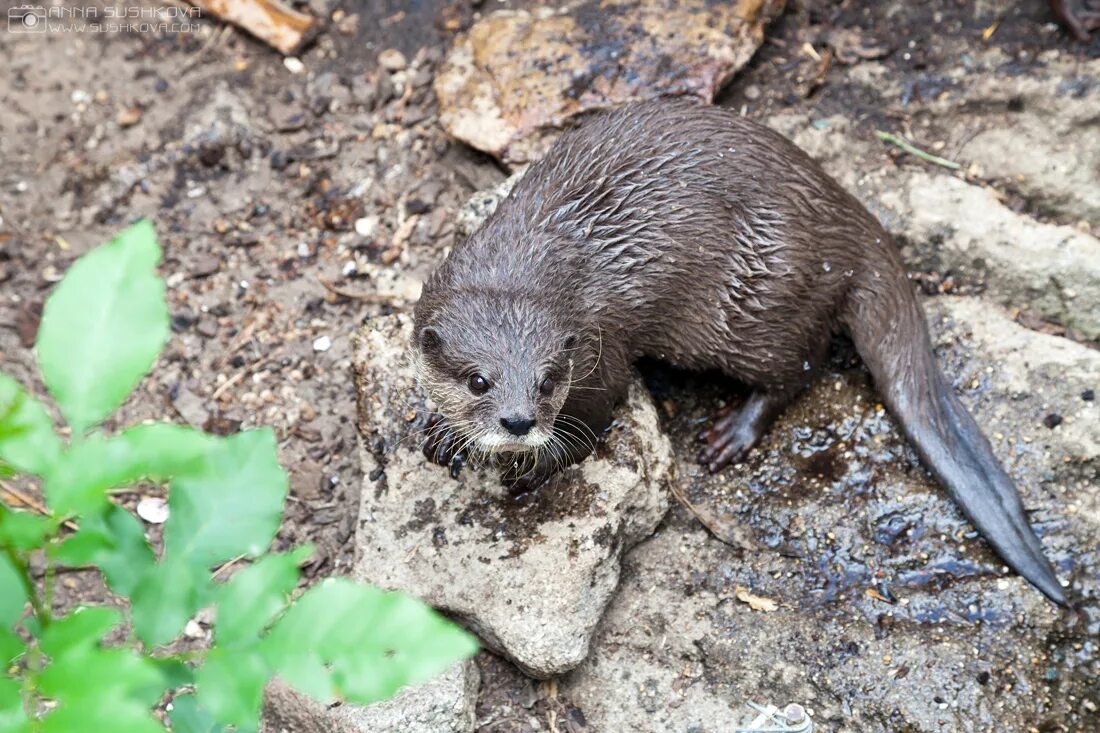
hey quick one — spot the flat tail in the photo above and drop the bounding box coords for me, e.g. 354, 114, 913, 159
846, 274, 1066, 606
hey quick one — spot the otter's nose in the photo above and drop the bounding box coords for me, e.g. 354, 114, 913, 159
500, 416, 536, 436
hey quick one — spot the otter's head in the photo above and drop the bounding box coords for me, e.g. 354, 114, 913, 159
413, 290, 580, 456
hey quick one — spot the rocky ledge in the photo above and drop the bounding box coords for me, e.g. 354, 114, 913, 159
349, 316, 673, 679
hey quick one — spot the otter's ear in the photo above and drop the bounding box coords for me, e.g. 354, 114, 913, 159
562, 334, 578, 351
419, 326, 443, 353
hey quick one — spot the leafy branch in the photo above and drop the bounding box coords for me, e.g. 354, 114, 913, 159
0, 221, 476, 733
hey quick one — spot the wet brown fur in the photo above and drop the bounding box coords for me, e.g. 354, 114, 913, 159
413, 98, 1066, 604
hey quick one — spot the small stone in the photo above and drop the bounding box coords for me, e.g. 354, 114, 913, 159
335, 12, 359, 35
354, 215, 380, 238
136, 497, 169, 524
744, 84, 761, 100
190, 255, 221, 278
292, 459, 325, 501
1082, 389, 1095, 401
196, 318, 218, 339
378, 48, 407, 71
283, 56, 305, 74
173, 387, 210, 428
117, 106, 143, 127
1042, 413, 1063, 429
313, 335, 332, 352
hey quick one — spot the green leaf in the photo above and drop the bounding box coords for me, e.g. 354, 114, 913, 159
263, 579, 477, 705
0, 555, 26, 629
165, 429, 287, 568
168, 694, 226, 733
52, 504, 154, 597
130, 557, 207, 648
36, 219, 169, 435
0, 628, 25, 668
39, 607, 122, 658
40, 700, 162, 733
39, 645, 165, 708
0, 676, 28, 733
149, 656, 194, 690
0, 509, 53, 552
195, 646, 268, 728
214, 549, 309, 647
0, 374, 61, 477
45, 422, 216, 516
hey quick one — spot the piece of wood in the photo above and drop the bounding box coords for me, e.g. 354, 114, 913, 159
188, 0, 315, 55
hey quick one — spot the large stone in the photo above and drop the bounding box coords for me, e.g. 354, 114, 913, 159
263, 660, 479, 733
880, 173, 1100, 341
939, 63, 1100, 227
351, 315, 673, 678
561, 297, 1099, 732
435, 0, 785, 165
769, 111, 1100, 341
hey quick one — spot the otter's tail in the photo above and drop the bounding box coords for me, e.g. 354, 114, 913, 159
845, 273, 1065, 605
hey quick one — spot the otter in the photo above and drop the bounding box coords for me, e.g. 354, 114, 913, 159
412, 98, 1066, 605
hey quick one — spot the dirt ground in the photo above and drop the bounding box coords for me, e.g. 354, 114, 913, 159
0, 0, 1096, 730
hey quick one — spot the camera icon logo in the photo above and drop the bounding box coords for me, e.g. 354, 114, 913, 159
8, 5, 48, 33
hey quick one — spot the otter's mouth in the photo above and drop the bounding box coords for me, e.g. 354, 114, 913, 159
477, 431, 550, 454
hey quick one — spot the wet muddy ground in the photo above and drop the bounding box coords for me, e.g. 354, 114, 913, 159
0, 0, 1097, 731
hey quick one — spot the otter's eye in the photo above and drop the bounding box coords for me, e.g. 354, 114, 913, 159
468, 374, 490, 395
539, 376, 556, 396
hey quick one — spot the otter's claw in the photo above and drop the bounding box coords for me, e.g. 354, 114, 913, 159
697, 390, 790, 472
500, 454, 555, 496
697, 408, 761, 472
422, 414, 469, 479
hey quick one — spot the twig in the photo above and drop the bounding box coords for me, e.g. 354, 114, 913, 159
668, 480, 757, 552
0, 480, 77, 531
211, 354, 273, 401
212, 554, 247, 579
876, 130, 961, 170
4, 545, 50, 628
181, 21, 232, 74
317, 276, 407, 307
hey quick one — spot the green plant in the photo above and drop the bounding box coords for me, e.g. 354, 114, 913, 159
0, 221, 476, 733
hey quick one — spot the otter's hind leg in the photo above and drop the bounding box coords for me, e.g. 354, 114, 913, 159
698, 389, 795, 471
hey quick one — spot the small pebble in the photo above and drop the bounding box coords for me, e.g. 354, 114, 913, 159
355, 215, 380, 238
313, 335, 332, 352
117, 107, 143, 127
378, 48, 407, 71
1042, 413, 1062, 429
1082, 389, 1095, 401
283, 56, 305, 74
136, 497, 169, 524
190, 255, 221, 278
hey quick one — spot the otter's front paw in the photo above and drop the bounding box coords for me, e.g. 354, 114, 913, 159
500, 455, 556, 497
422, 414, 469, 479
